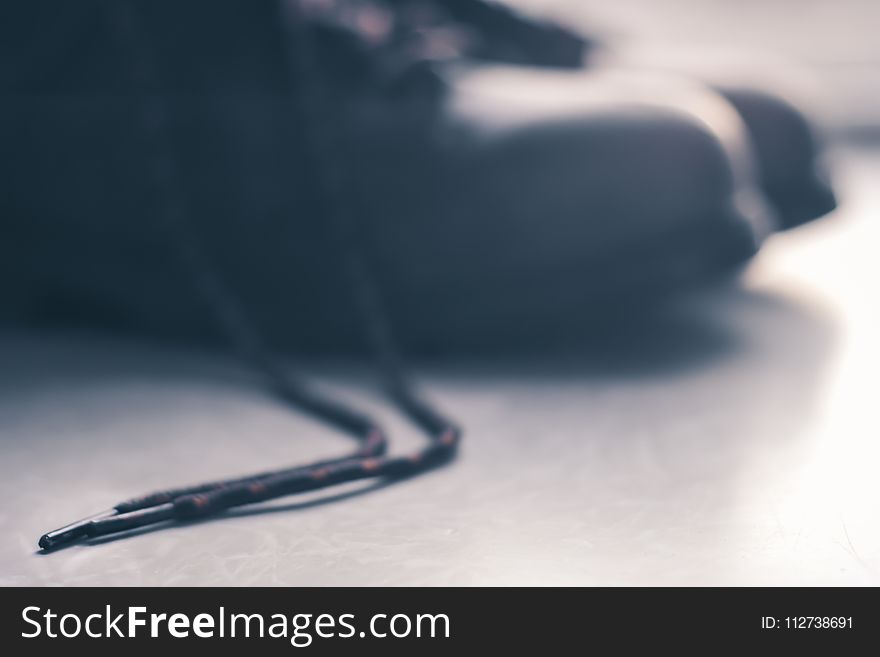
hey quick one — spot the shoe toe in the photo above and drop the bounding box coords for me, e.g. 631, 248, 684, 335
718, 86, 837, 228
364, 65, 774, 350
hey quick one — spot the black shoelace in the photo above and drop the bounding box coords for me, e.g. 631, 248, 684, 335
38, 0, 460, 551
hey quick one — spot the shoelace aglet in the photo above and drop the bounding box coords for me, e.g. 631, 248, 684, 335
38, 509, 117, 550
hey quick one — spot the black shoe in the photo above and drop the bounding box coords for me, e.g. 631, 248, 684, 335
0, 0, 771, 353
389, 0, 837, 231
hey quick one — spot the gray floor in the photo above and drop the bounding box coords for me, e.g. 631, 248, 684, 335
2, 146, 878, 586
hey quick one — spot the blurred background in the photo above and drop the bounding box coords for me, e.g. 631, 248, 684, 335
1, 0, 879, 585
514, 0, 880, 135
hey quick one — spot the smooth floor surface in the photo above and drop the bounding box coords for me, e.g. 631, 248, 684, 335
1, 146, 878, 586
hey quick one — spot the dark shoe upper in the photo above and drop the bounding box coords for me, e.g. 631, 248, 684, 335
0, 1, 767, 353
377, 0, 837, 231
